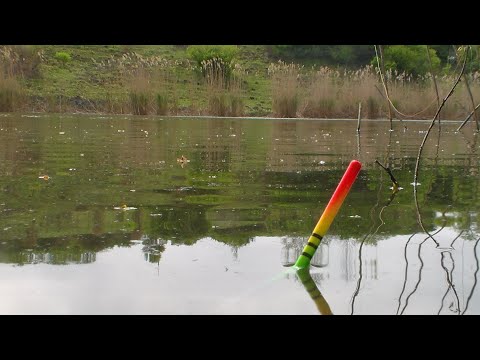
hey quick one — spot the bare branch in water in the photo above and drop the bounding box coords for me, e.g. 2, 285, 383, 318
351, 170, 399, 314
413, 49, 468, 247
350, 170, 385, 314
396, 232, 418, 315
438, 251, 461, 315
450, 229, 464, 249
462, 237, 479, 315
399, 207, 449, 315
400, 236, 429, 315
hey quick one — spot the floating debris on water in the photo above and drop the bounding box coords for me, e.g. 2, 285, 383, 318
177, 155, 190, 167
348, 215, 361, 218
114, 204, 137, 210
39, 175, 50, 181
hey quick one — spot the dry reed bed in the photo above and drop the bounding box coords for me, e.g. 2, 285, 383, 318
269, 61, 480, 120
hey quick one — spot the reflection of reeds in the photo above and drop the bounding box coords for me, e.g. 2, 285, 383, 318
280, 62, 480, 120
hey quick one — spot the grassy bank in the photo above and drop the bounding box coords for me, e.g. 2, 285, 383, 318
1, 45, 479, 121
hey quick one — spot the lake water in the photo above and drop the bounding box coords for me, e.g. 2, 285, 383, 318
0, 113, 478, 315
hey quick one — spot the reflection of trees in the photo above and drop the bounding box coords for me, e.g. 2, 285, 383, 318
148, 206, 209, 245
0, 233, 131, 265
1, 116, 480, 271
20, 251, 96, 265
141, 235, 167, 264
281, 236, 330, 268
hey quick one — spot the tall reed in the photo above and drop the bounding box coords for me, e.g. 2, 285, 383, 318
0, 50, 25, 112
202, 58, 245, 116
268, 61, 302, 118
0, 73, 23, 112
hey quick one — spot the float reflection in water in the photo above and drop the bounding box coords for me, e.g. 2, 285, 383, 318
296, 267, 333, 315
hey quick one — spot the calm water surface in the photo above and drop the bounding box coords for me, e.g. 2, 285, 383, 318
0, 114, 479, 314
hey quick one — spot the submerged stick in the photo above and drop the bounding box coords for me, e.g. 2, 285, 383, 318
463, 73, 480, 131
357, 102, 362, 132
294, 160, 362, 269
375, 159, 399, 190
457, 102, 480, 131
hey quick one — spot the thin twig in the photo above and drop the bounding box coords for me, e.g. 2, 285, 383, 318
374, 45, 393, 128
374, 84, 437, 119
457, 102, 480, 131
426, 45, 441, 124
454, 45, 480, 131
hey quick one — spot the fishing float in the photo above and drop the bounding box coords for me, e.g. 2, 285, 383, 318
294, 159, 362, 269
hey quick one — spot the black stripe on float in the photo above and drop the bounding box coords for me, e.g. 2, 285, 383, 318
307, 242, 318, 250
311, 233, 323, 241
301, 252, 313, 259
